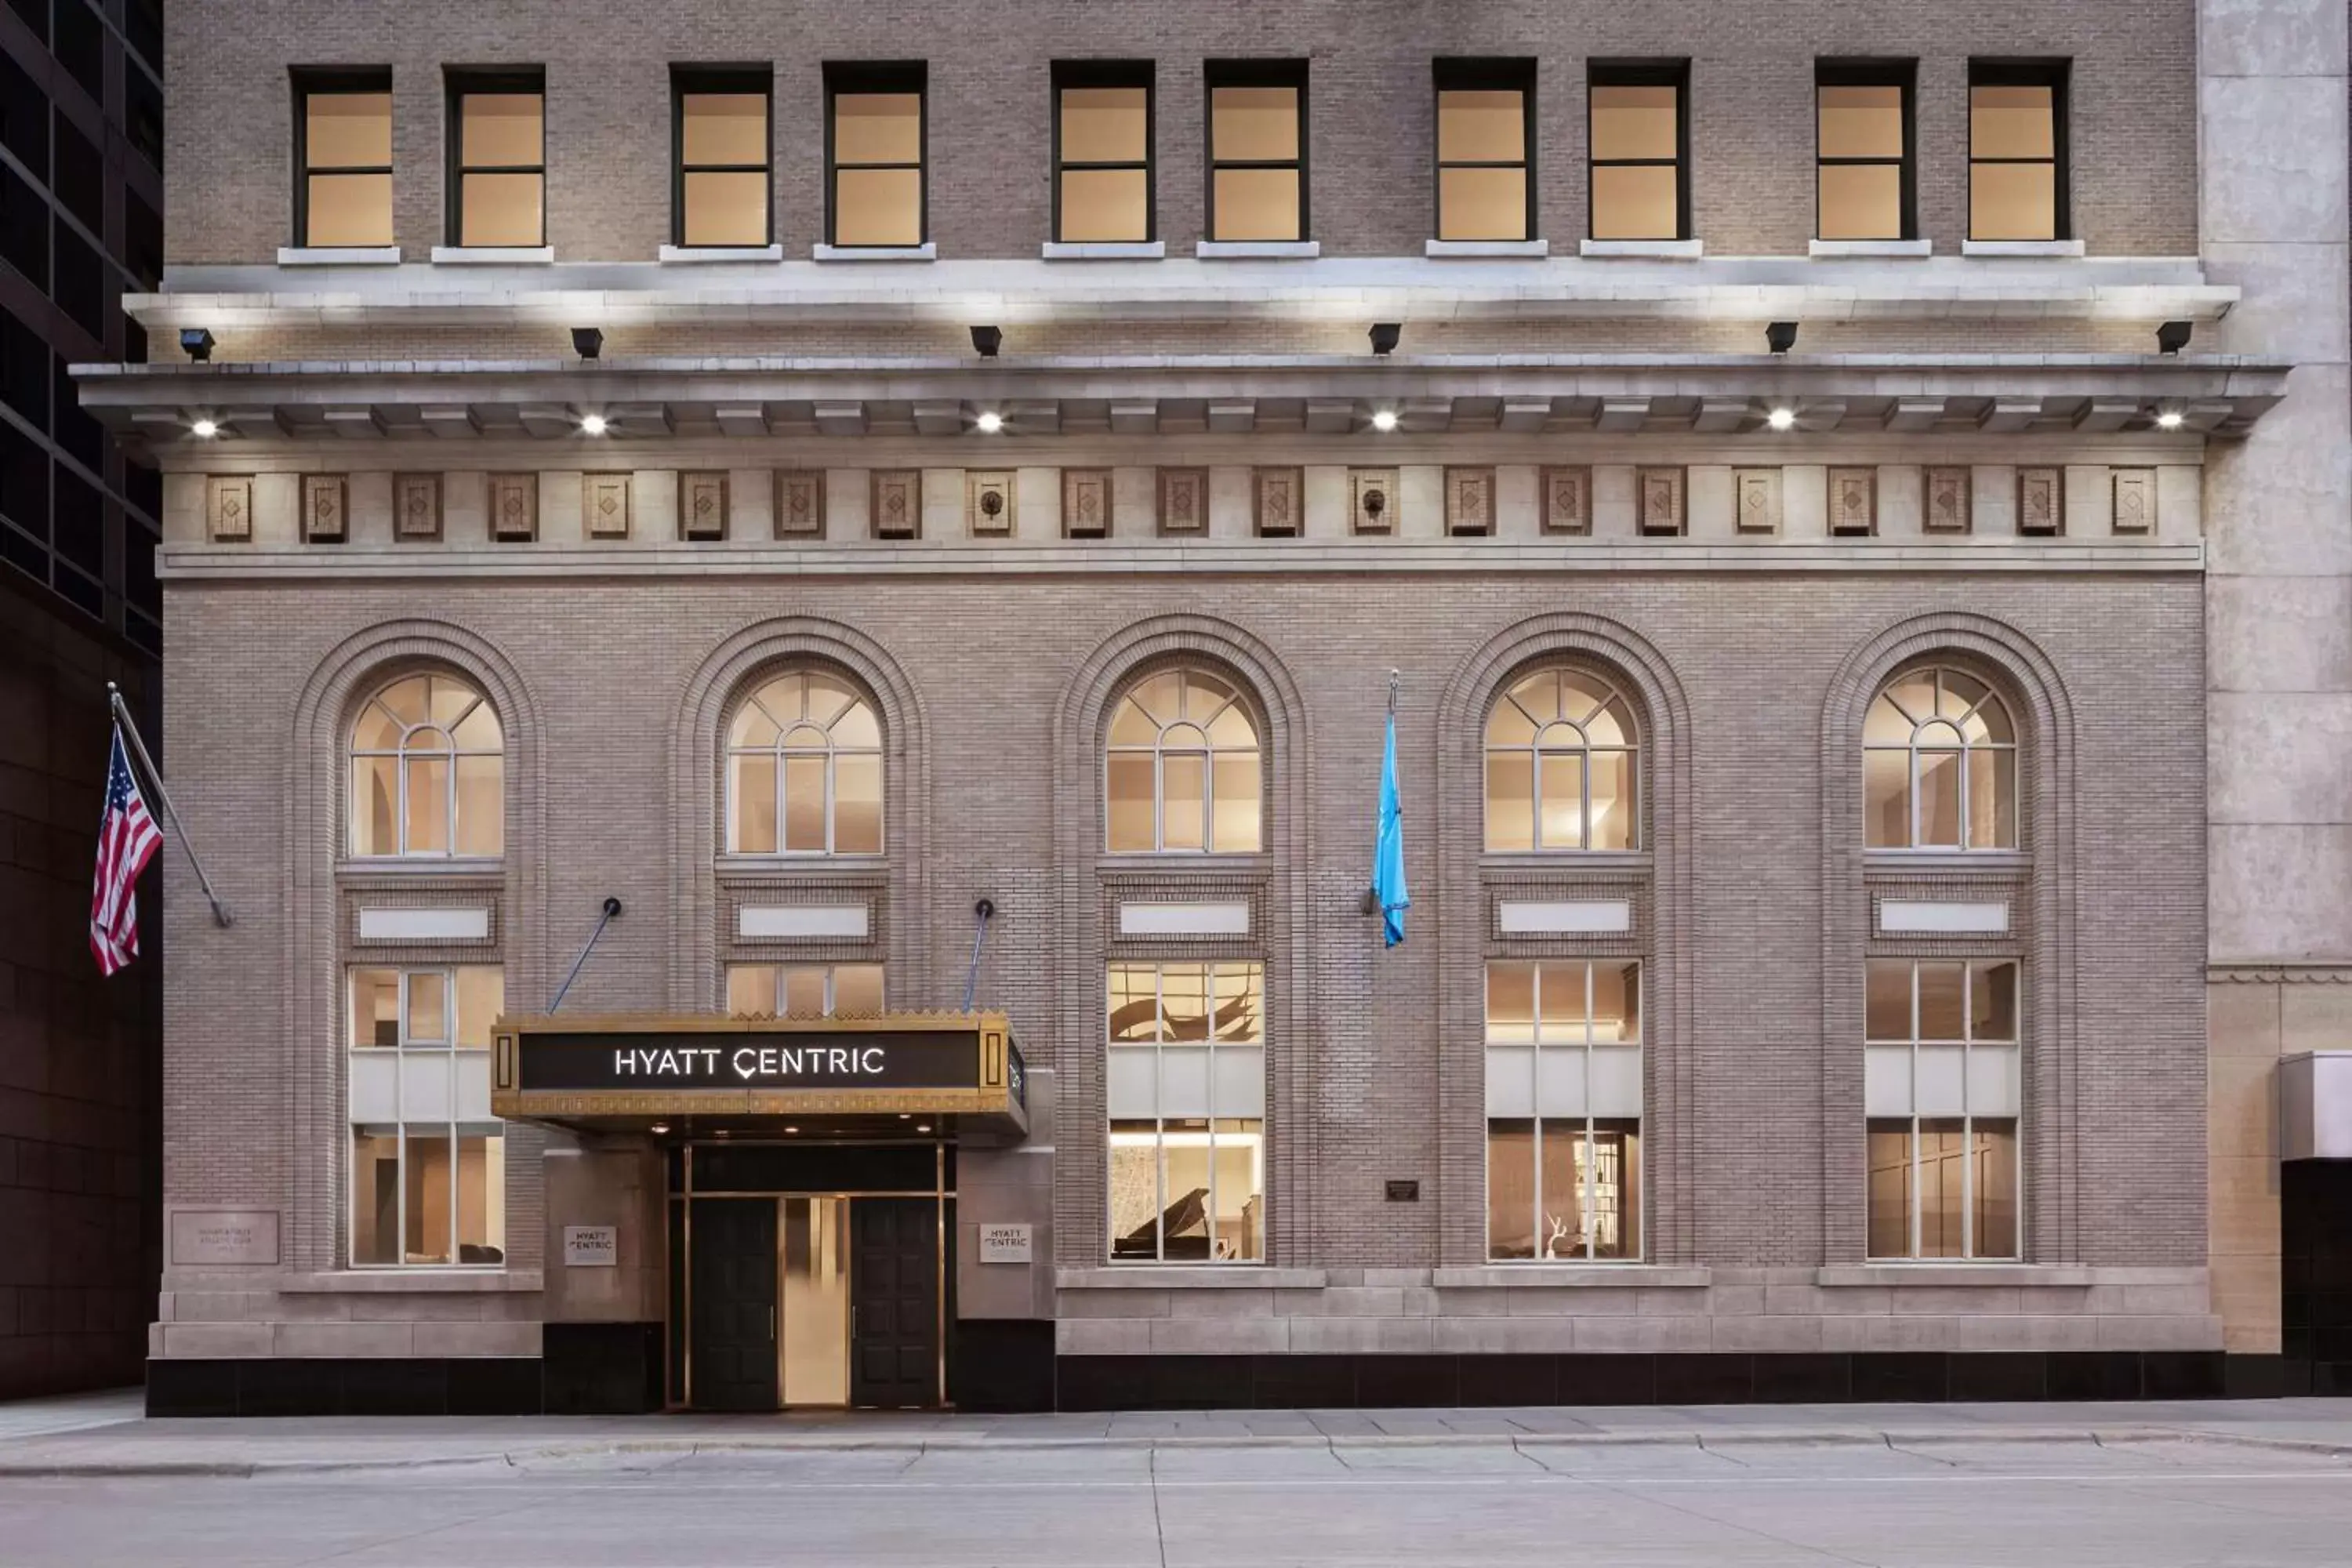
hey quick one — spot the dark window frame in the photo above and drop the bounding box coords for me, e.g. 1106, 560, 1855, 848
1585, 59, 1690, 243
671, 64, 775, 249
444, 66, 547, 249
823, 60, 928, 249
1051, 60, 1155, 245
1203, 58, 1309, 244
1815, 59, 1917, 242
1432, 57, 1537, 244
1967, 58, 2071, 242
291, 67, 394, 249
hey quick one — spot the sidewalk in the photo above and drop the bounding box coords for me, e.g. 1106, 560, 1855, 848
0, 1393, 2349, 1477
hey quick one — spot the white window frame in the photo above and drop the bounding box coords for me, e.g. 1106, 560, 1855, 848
724, 960, 885, 1018
347, 673, 503, 860
1864, 666, 2018, 852
1864, 956, 2024, 1261
1105, 959, 1266, 1263
346, 964, 505, 1270
1103, 668, 1263, 855
1483, 667, 1642, 854
723, 672, 885, 858
1484, 959, 1644, 1262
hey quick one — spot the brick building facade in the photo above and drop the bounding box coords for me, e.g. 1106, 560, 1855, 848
73, 0, 2352, 1412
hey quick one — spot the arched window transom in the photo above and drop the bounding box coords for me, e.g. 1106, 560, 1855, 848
726, 670, 884, 855
350, 673, 503, 858
1484, 667, 1639, 852
1864, 667, 2016, 851
1105, 668, 1262, 853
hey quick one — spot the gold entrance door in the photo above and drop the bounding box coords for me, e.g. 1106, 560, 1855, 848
777, 1196, 850, 1406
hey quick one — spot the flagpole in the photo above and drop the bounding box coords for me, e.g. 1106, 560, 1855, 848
105, 681, 233, 927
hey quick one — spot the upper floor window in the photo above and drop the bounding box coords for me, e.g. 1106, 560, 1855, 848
1105, 667, 1262, 854
1206, 60, 1307, 242
1485, 667, 1639, 853
1863, 666, 2016, 851
826, 62, 925, 247
1866, 958, 2020, 1259
1588, 61, 1687, 241
349, 964, 505, 1267
350, 673, 503, 858
725, 670, 883, 855
1434, 58, 1534, 242
1054, 61, 1153, 244
446, 70, 545, 248
675, 66, 772, 248
1969, 60, 2068, 241
1817, 60, 1914, 241
727, 962, 884, 1018
294, 69, 393, 248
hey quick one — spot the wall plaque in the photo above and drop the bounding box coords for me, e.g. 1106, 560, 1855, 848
1733, 468, 1782, 534
1445, 466, 1496, 535
967, 470, 1015, 535
563, 1225, 619, 1267
205, 476, 252, 542
1636, 467, 1686, 535
774, 470, 826, 536
1254, 466, 1303, 536
872, 470, 920, 539
302, 474, 348, 543
488, 474, 539, 541
1158, 467, 1207, 534
169, 1209, 280, 1265
1541, 466, 1592, 535
1062, 468, 1112, 538
679, 471, 729, 540
1829, 466, 1877, 536
583, 473, 632, 539
2111, 467, 2156, 534
394, 473, 445, 540
1925, 466, 1972, 533
2017, 466, 2063, 535
979, 1223, 1033, 1264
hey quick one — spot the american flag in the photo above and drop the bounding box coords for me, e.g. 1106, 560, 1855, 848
90, 725, 163, 976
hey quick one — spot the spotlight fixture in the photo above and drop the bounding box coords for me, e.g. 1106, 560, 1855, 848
189, 417, 220, 439
783, 1125, 799, 1134
1766, 321, 1798, 356
975, 409, 1004, 434
1370, 408, 1399, 433
570, 326, 604, 360
898, 1113, 913, 1120
1369, 321, 1402, 357
2156, 407, 2186, 430
1766, 405, 1797, 432
578, 412, 608, 436
970, 324, 1003, 358
916, 1124, 933, 1134
2156, 320, 2193, 357
648, 1122, 670, 1135
180, 327, 216, 362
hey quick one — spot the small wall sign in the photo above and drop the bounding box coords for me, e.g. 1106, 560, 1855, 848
979, 1222, 1033, 1264
563, 1225, 619, 1267
1385, 1180, 1421, 1203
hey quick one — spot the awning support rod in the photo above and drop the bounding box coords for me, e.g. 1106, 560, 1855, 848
961, 898, 996, 1012
549, 896, 622, 1012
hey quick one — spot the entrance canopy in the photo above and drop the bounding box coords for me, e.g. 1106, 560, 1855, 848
490, 1010, 1026, 1139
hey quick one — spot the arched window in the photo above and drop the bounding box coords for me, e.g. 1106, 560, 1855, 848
350, 673, 503, 858
1484, 667, 1639, 852
1105, 668, 1261, 853
726, 670, 883, 855
1864, 666, 2016, 850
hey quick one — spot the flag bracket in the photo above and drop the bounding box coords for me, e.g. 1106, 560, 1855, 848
106, 681, 233, 928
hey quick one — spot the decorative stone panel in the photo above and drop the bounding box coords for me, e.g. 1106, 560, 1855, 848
583, 473, 632, 539
717, 870, 890, 968
1062, 468, 1112, 539
679, 471, 729, 540
1350, 468, 1397, 535
1635, 467, 1685, 536
1445, 466, 1496, 536
1829, 467, 1877, 536
1254, 466, 1303, 537
2016, 467, 2063, 535
335, 880, 503, 962
394, 473, 443, 540
871, 469, 920, 539
1733, 468, 1781, 535
1541, 466, 1592, 535
1158, 467, 1207, 534
967, 470, 1016, 535
1483, 876, 1652, 957
300, 474, 347, 543
488, 474, 538, 541
2111, 468, 2156, 535
1925, 467, 1972, 534
205, 476, 252, 542
773, 470, 826, 536
1100, 872, 1269, 962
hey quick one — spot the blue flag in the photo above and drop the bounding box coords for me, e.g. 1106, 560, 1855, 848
1374, 709, 1410, 947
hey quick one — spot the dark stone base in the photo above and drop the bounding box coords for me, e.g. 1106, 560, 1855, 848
147, 1356, 544, 1417
544, 1322, 665, 1414
950, 1319, 1056, 1412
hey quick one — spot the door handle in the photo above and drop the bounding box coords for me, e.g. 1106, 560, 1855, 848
768, 1305, 776, 1341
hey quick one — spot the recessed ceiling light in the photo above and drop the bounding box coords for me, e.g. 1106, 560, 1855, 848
916, 1124, 932, 1134
190, 418, 219, 438
1766, 406, 1797, 432
784, 1125, 799, 1134
975, 410, 1004, 434
579, 412, 608, 436
648, 1122, 670, 1134
1370, 408, 1399, 433
2155, 408, 2185, 430
899, 1112, 912, 1120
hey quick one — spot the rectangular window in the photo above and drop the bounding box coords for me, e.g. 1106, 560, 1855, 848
1817, 60, 1913, 241
826, 63, 926, 248
1864, 958, 2020, 1259
674, 66, 772, 247
1434, 59, 1534, 242
1588, 62, 1686, 241
294, 69, 393, 248
1206, 60, 1307, 242
724, 962, 884, 1018
1107, 961, 1265, 1262
347, 966, 506, 1268
1969, 60, 2068, 241
1486, 960, 1643, 1261
1054, 61, 1152, 244
447, 70, 545, 248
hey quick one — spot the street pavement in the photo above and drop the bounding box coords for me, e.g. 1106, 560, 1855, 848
2, 1392, 2350, 1565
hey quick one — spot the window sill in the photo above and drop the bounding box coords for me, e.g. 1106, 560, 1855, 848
1818, 1264, 2088, 1289
336, 857, 505, 878
1863, 849, 2030, 875
1096, 851, 1271, 876
278, 1269, 545, 1294
811, 243, 937, 262
1431, 1265, 1709, 1289
1962, 239, 2085, 259
1058, 1266, 1324, 1289
1042, 241, 1166, 261
1580, 238, 1704, 260
1195, 240, 1320, 260
1425, 238, 1550, 259
277, 245, 401, 267
1479, 851, 1652, 874
1809, 238, 1933, 259
716, 854, 889, 873
430, 246, 556, 265
659, 244, 784, 263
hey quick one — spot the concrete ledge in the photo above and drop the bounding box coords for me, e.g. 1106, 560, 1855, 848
1809, 239, 1933, 259
1042, 241, 1166, 260
1581, 238, 1704, 259
811, 243, 937, 262
1425, 238, 1550, 258
1819, 1265, 2095, 1288
275, 246, 401, 267
277, 1270, 547, 1294
1058, 1266, 1327, 1290
1431, 1265, 1711, 1289
430, 246, 556, 265
1195, 240, 1320, 260
659, 245, 784, 263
